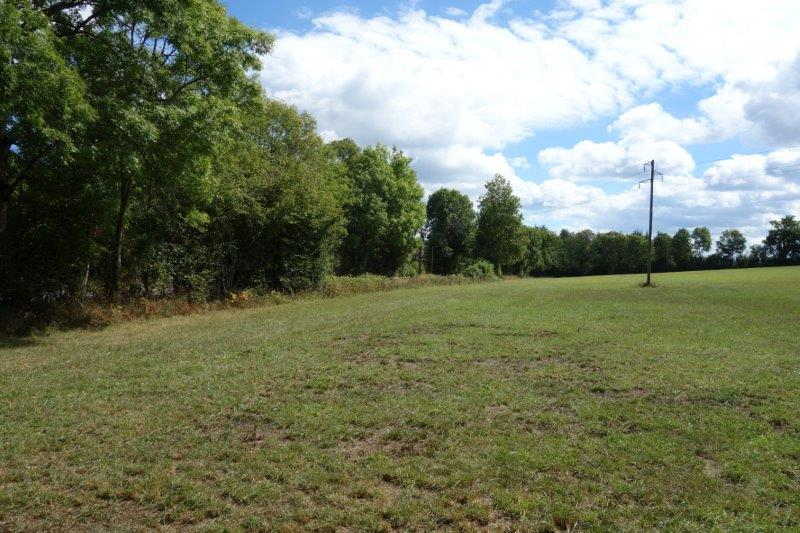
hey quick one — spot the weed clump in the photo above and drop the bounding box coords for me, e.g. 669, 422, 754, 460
461, 260, 497, 280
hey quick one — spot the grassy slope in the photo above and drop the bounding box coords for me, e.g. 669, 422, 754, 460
1, 268, 799, 531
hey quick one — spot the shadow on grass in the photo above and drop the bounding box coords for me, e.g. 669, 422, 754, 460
0, 336, 38, 350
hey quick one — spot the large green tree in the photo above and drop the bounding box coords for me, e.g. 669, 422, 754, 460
559, 229, 595, 276
716, 229, 747, 261
671, 228, 693, 270
2, 0, 273, 302
334, 142, 426, 276
653, 232, 674, 272
206, 99, 347, 294
624, 232, 650, 274
475, 175, 525, 275
691, 227, 712, 258
0, 2, 92, 234
764, 215, 800, 264
424, 189, 476, 275
590, 232, 628, 275
520, 226, 562, 276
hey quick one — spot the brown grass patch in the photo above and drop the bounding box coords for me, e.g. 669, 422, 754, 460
338, 429, 434, 460
3, 274, 498, 336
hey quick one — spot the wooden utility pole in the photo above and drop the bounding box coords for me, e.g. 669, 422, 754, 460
645, 160, 655, 286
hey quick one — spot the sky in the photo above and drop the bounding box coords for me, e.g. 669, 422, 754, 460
222, 0, 800, 244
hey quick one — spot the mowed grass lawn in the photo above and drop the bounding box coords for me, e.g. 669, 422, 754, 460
1, 268, 799, 531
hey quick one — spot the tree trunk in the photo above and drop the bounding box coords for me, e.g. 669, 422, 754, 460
0, 137, 13, 235
0, 200, 7, 235
142, 271, 151, 298
79, 263, 90, 300
108, 178, 132, 301
0, 163, 9, 235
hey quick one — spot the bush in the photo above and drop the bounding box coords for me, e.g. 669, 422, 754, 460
397, 260, 422, 278
320, 275, 394, 297
461, 260, 496, 280
3, 272, 499, 336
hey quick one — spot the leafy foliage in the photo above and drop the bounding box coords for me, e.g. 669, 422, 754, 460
461, 259, 497, 280
716, 229, 747, 261
671, 228, 693, 270
0, 0, 797, 325
206, 100, 346, 293
0, 2, 93, 233
475, 175, 526, 274
764, 215, 800, 264
691, 227, 712, 256
519, 226, 562, 276
425, 188, 476, 275
335, 142, 426, 276
653, 233, 675, 273
559, 230, 595, 276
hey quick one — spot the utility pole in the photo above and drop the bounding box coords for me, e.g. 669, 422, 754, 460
645, 160, 655, 286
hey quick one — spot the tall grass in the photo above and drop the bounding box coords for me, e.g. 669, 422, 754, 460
2, 274, 497, 335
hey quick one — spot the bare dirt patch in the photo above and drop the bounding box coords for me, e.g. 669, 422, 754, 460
338, 429, 434, 460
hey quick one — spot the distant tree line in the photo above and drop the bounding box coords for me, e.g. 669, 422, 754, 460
2, 1, 799, 320
425, 180, 800, 277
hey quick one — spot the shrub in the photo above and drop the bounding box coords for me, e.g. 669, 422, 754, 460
3, 272, 498, 335
397, 260, 422, 278
321, 275, 392, 298
462, 260, 496, 280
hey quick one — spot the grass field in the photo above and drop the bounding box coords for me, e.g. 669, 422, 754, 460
1, 268, 799, 531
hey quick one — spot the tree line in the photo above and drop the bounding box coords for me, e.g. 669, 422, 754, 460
2, 1, 799, 318
425, 180, 800, 277
1, 0, 428, 312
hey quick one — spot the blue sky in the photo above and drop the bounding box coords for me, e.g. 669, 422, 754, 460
223, 0, 800, 242
225, 1, 559, 29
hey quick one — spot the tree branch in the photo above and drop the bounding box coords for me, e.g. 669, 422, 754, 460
162, 77, 207, 104
62, 9, 102, 36
41, 1, 85, 17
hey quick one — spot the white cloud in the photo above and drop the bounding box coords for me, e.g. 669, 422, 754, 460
411, 146, 541, 205
318, 129, 341, 143
695, 85, 753, 141
743, 57, 800, 146
766, 148, 800, 178
295, 7, 314, 20
263, 8, 634, 152
609, 103, 711, 145
470, 0, 506, 23
259, 0, 800, 239
704, 155, 782, 191
539, 137, 695, 181
444, 7, 467, 17
509, 156, 531, 169
535, 144, 800, 243
557, 0, 800, 86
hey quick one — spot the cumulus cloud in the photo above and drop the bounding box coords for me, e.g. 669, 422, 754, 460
537, 142, 800, 242
411, 146, 541, 206
263, 7, 633, 152
444, 7, 467, 17
608, 103, 711, 145
766, 148, 800, 178
259, 0, 800, 238
509, 156, 531, 169
538, 136, 695, 182
744, 57, 800, 146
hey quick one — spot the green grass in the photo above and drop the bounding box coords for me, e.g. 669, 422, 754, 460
1, 268, 799, 531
